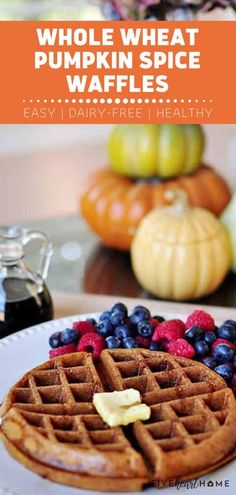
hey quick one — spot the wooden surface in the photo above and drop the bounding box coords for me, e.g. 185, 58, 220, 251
52, 291, 236, 321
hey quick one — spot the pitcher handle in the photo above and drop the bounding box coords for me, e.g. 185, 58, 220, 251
22, 230, 53, 280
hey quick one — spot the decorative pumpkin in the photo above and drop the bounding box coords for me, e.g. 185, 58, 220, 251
108, 124, 205, 179
221, 190, 236, 274
131, 190, 231, 301
80, 165, 231, 251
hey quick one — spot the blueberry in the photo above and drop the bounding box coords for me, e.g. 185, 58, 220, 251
217, 323, 236, 342
130, 306, 150, 326
213, 343, 235, 364
86, 318, 96, 326
224, 319, 236, 327
99, 311, 111, 322
114, 325, 133, 340
233, 356, 236, 369
152, 315, 165, 323
214, 364, 233, 383
49, 331, 62, 349
110, 311, 126, 326
137, 321, 154, 338
122, 337, 139, 349
61, 328, 79, 345
133, 305, 149, 312
194, 340, 210, 357
96, 319, 113, 337
149, 341, 162, 351
184, 326, 203, 342
111, 303, 128, 317
202, 356, 216, 369
105, 336, 121, 349
204, 332, 216, 345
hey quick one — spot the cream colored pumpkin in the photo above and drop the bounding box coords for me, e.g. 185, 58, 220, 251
131, 191, 231, 301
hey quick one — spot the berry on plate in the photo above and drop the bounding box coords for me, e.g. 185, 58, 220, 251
130, 306, 151, 326
213, 343, 235, 364
204, 332, 216, 345
110, 311, 126, 327
96, 319, 113, 337
149, 341, 162, 351
49, 331, 62, 349
49, 344, 77, 359
114, 325, 133, 340
202, 356, 216, 369
135, 336, 150, 348
149, 318, 161, 328
99, 311, 111, 322
212, 338, 236, 352
184, 326, 203, 343
86, 318, 96, 326
122, 337, 139, 349
217, 322, 236, 342
152, 319, 185, 344
77, 332, 105, 359
194, 340, 210, 358
214, 364, 233, 383
186, 310, 215, 332
111, 302, 128, 317
105, 336, 121, 349
72, 321, 96, 335
152, 315, 165, 323
137, 320, 154, 338
168, 339, 195, 359
61, 328, 79, 345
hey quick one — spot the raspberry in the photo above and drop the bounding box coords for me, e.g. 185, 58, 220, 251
168, 339, 195, 359
149, 318, 160, 329
135, 336, 150, 348
212, 338, 236, 352
77, 332, 105, 359
72, 321, 96, 335
186, 310, 215, 332
160, 340, 172, 351
152, 319, 185, 344
49, 344, 77, 359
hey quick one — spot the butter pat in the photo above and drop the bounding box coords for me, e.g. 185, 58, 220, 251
93, 388, 151, 427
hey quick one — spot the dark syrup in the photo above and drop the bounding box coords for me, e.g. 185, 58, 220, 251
0, 277, 54, 338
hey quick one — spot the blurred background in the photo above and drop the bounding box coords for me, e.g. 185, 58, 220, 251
0, 123, 236, 301
0, 0, 235, 20
1, 124, 236, 224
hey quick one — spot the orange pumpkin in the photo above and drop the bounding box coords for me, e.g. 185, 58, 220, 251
80, 165, 231, 251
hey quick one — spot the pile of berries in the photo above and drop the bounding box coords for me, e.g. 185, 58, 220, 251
49, 303, 164, 360
183, 310, 236, 393
48, 304, 236, 394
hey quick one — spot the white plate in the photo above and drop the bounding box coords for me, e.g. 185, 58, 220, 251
0, 311, 236, 495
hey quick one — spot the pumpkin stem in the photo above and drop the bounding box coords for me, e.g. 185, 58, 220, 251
164, 189, 189, 214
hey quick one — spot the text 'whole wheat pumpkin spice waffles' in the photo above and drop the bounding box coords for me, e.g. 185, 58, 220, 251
1, 348, 236, 492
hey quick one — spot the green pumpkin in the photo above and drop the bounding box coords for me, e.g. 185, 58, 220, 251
108, 124, 205, 179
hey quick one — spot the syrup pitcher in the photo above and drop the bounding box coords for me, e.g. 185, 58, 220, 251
0, 226, 54, 338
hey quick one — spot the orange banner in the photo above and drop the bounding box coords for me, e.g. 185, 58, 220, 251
0, 21, 235, 123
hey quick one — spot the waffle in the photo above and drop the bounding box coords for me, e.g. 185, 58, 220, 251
1, 349, 236, 492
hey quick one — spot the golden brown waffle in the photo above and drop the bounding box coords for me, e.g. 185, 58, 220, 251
1, 349, 236, 492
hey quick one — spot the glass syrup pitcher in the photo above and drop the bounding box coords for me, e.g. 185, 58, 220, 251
0, 226, 54, 338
